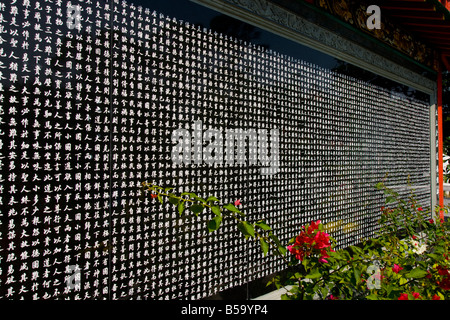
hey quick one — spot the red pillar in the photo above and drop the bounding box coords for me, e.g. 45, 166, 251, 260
437, 62, 445, 221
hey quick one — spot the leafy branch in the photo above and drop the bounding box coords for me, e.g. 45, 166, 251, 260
142, 182, 288, 260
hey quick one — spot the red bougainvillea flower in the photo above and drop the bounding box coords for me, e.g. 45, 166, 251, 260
150, 193, 158, 199
417, 207, 423, 211
437, 278, 450, 290
429, 219, 434, 224
412, 292, 421, 299
328, 295, 338, 300
306, 220, 321, 233
288, 220, 332, 263
234, 199, 241, 206
313, 230, 331, 249
318, 256, 328, 263
432, 294, 441, 300
392, 264, 403, 274
398, 293, 409, 300
287, 244, 305, 261
436, 265, 449, 276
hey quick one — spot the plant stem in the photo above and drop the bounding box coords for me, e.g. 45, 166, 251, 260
143, 182, 288, 261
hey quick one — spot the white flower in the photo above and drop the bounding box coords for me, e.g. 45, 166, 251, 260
408, 239, 427, 255
412, 243, 427, 255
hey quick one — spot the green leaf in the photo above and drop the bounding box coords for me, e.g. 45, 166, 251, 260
190, 204, 204, 216
375, 182, 384, 190
168, 196, 180, 205
426, 253, 443, 261
269, 232, 282, 246
353, 267, 361, 284
386, 285, 394, 297
164, 187, 174, 193
224, 203, 244, 216
211, 206, 221, 217
366, 293, 379, 300
405, 268, 428, 279
321, 287, 329, 299
207, 216, 222, 232
157, 194, 164, 204
255, 220, 271, 231
206, 196, 219, 203
177, 202, 185, 216
277, 245, 287, 256
305, 269, 321, 279
385, 196, 396, 204
259, 238, 269, 256
193, 195, 206, 203
302, 258, 308, 269
223, 203, 238, 212
237, 221, 255, 238
350, 245, 364, 255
